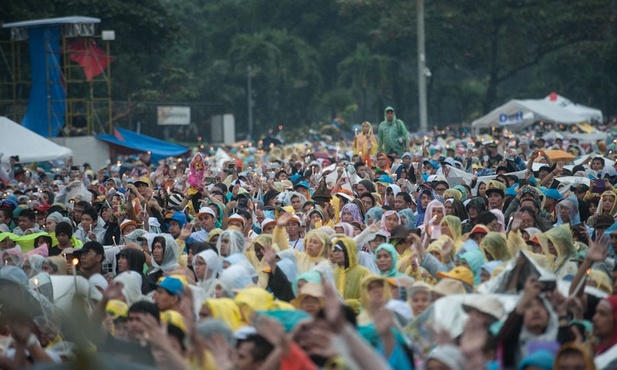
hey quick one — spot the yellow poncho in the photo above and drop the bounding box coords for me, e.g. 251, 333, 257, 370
332, 236, 371, 312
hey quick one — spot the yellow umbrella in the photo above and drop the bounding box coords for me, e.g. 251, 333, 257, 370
544, 150, 575, 162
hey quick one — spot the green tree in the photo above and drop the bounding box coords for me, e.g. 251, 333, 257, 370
337, 43, 392, 121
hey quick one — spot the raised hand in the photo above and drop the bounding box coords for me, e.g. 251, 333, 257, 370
179, 222, 193, 240
510, 212, 523, 231
586, 233, 609, 263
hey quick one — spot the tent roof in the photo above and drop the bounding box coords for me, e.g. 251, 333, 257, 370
545, 93, 603, 122
0, 117, 72, 164
471, 96, 598, 131
3, 16, 100, 29
95, 127, 190, 160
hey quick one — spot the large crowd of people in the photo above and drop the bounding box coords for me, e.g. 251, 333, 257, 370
0, 111, 616, 370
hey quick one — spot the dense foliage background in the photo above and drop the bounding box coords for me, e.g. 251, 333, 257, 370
1, 0, 616, 141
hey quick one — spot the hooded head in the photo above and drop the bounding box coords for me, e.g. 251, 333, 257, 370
234, 287, 275, 325
440, 215, 462, 242
302, 230, 330, 259
384, 106, 396, 122
459, 249, 485, 285
149, 234, 180, 274
359, 275, 392, 313
215, 229, 245, 257
365, 206, 384, 225
116, 248, 146, 275
374, 243, 399, 277
340, 203, 363, 224
480, 232, 510, 262
332, 236, 358, 270
202, 298, 242, 330
537, 224, 575, 267
193, 249, 221, 283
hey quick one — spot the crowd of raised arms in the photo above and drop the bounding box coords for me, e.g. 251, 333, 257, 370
0, 107, 616, 370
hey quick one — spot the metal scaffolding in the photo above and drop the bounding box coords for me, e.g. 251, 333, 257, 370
0, 16, 113, 137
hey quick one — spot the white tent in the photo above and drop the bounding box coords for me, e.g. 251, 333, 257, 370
0, 117, 72, 164
471, 95, 601, 132
544, 92, 603, 122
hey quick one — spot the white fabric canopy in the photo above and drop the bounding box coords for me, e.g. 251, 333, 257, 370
0, 117, 73, 164
544, 93, 603, 122
471, 95, 601, 132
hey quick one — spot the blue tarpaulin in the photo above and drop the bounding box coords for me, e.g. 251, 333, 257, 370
22, 26, 66, 137
95, 127, 190, 161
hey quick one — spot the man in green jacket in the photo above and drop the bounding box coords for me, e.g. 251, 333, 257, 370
377, 106, 409, 156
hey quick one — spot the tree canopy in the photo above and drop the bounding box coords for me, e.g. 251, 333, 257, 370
1, 0, 615, 139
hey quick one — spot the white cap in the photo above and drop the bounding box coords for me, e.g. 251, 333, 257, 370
228, 214, 245, 227
260, 218, 277, 230
197, 207, 216, 218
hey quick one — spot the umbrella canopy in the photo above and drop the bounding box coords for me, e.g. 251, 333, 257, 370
543, 150, 575, 162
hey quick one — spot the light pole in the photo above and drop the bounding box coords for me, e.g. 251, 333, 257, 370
247, 65, 253, 140
417, 0, 428, 132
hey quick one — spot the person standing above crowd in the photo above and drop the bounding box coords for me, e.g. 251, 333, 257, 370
377, 106, 409, 157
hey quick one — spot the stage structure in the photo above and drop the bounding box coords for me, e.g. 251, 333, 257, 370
0, 16, 113, 137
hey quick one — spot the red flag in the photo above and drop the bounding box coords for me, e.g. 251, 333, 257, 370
67, 39, 114, 81
113, 127, 125, 141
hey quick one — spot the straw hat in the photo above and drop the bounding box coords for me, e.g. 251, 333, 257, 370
462, 295, 505, 322
431, 278, 466, 297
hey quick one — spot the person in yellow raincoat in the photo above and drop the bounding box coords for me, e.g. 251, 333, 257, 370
480, 232, 511, 262
278, 229, 330, 275
200, 298, 242, 330
357, 275, 392, 326
537, 224, 575, 271
331, 236, 371, 312
439, 215, 463, 252
353, 121, 378, 165
233, 286, 294, 326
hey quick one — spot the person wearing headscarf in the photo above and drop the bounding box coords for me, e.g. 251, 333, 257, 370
334, 223, 354, 238
384, 184, 401, 207
365, 206, 383, 226
193, 249, 221, 296
422, 199, 446, 238
381, 210, 401, 234
146, 234, 183, 289
444, 198, 468, 220
459, 249, 485, 285
490, 209, 506, 233
214, 229, 245, 257
340, 203, 363, 224
332, 236, 371, 312
397, 209, 415, 229
414, 188, 435, 227
594, 190, 617, 220
374, 243, 405, 278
